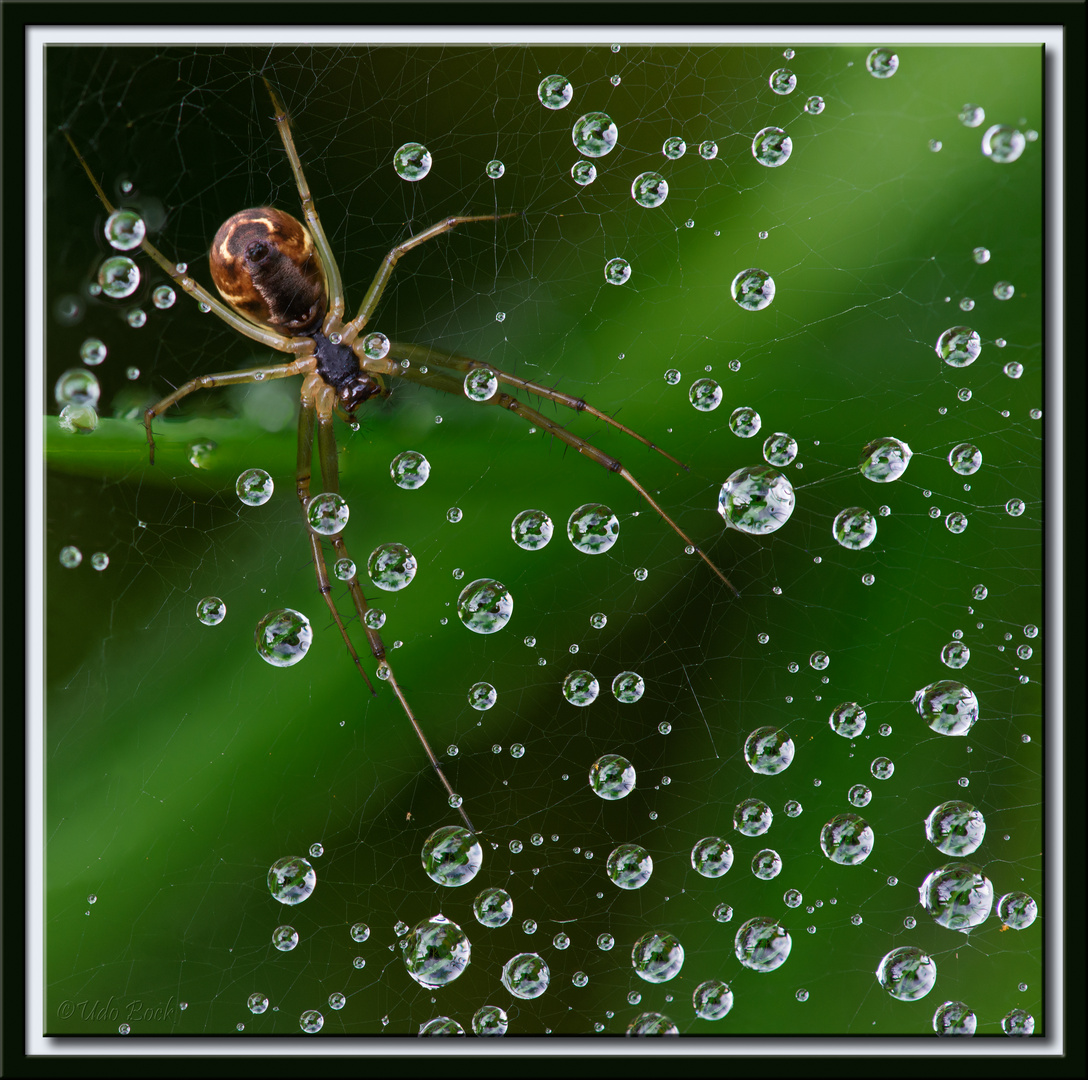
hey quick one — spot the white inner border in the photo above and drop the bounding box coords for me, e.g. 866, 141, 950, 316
27, 21, 1064, 1059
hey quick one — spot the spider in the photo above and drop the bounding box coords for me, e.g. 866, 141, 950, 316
66, 79, 736, 835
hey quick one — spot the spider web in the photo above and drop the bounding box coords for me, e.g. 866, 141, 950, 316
40, 33, 1052, 1046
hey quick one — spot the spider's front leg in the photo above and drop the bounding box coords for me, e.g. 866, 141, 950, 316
142, 358, 312, 464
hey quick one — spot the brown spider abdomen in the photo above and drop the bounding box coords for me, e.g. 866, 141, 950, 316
210, 208, 327, 335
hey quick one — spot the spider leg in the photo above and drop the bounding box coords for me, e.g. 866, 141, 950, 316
388, 340, 688, 470
65, 131, 307, 355
386, 361, 739, 596
308, 381, 476, 833
143, 356, 315, 464
262, 80, 345, 326
296, 378, 378, 697
343, 213, 520, 343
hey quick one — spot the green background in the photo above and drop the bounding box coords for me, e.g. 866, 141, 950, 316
44, 43, 1043, 1038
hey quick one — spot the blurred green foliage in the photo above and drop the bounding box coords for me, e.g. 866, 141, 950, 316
45, 43, 1043, 1038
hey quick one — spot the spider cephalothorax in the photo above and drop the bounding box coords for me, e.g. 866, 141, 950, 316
308, 328, 386, 415
210, 207, 326, 334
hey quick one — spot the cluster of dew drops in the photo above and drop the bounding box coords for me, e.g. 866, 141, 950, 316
66, 45, 1038, 1037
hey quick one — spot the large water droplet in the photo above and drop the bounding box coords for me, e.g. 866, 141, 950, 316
255, 609, 312, 667
457, 578, 513, 634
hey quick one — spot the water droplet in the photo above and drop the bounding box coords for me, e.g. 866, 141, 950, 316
255, 609, 312, 667
820, 814, 874, 865
866, 48, 899, 79
306, 492, 349, 535
55, 368, 101, 408
744, 726, 795, 775
104, 208, 145, 250
769, 68, 797, 95
913, 679, 978, 736
58, 545, 82, 569
393, 142, 431, 181
604, 257, 631, 285
718, 466, 795, 534
196, 596, 226, 626
945, 511, 969, 534
606, 670, 643, 704
511, 508, 553, 550
485, 159, 505, 179
421, 824, 482, 887
607, 843, 653, 890
468, 682, 497, 711
693, 980, 733, 1020
752, 848, 783, 879
859, 436, 912, 483
762, 432, 798, 467
572, 112, 618, 157
362, 332, 390, 359
187, 440, 217, 470
920, 864, 993, 930
589, 754, 636, 800
688, 377, 722, 411
388, 449, 430, 490
267, 855, 316, 905
97, 255, 140, 298
941, 641, 971, 669
571, 159, 596, 185
871, 756, 895, 780
630, 170, 668, 208
567, 503, 619, 554
752, 127, 792, 167
236, 468, 274, 506
273, 924, 299, 951
57, 403, 98, 434
691, 837, 733, 878
463, 367, 498, 401
731, 267, 775, 309
403, 915, 471, 987
79, 337, 106, 366
959, 103, 986, 128
734, 797, 773, 836
662, 136, 686, 159
457, 578, 513, 634
729, 406, 761, 437
562, 670, 599, 706
367, 542, 417, 591
632, 931, 684, 983
832, 507, 878, 549
501, 953, 550, 999
981, 124, 1026, 163
735, 917, 792, 972
473, 886, 513, 928
538, 74, 573, 110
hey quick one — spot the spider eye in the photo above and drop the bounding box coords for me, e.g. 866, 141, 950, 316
210, 207, 326, 335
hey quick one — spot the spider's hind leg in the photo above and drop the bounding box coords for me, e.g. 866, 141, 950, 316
305, 380, 476, 833
384, 351, 739, 595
